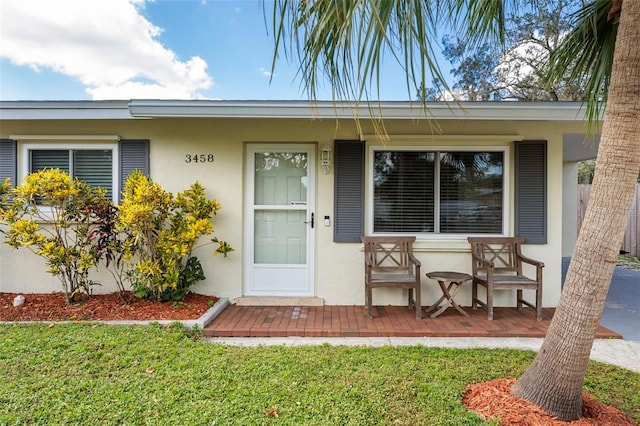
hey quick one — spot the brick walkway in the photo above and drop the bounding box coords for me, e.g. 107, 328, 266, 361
203, 305, 621, 339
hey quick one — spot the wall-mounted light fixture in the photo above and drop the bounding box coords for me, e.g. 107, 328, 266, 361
320, 146, 331, 174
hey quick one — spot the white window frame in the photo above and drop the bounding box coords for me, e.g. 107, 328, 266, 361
366, 144, 510, 239
18, 136, 120, 204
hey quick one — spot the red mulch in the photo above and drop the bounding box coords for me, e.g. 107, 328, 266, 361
463, 378, 637, 425
0, 292, 217, 321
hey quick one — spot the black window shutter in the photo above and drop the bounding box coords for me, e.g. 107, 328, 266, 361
119, 139, 150, 201
0, 139, 17, 187
515, 140, 547, 244
334, 139, 365, 242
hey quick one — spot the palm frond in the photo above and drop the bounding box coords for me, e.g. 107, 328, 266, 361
548, 0, 618, 126
453, 0, 508, 49
271, 0, 448, 104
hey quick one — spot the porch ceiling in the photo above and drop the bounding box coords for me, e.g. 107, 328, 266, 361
563, 133, 600, 162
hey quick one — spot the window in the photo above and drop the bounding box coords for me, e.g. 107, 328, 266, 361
372, 149, 505, 235
23, 142, 119, 203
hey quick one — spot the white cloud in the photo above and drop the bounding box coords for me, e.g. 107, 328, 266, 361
259, 67, 273, 78
0, 0, 213, 99
495, 33, 549, 92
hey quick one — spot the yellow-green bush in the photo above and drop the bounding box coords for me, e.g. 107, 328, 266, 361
116, 170, 232, 301
1, 169, 108, 302
1, 170, 233, 303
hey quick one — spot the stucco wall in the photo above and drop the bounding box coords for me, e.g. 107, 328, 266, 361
0, 116, 591, 309
563, 162, 579, 257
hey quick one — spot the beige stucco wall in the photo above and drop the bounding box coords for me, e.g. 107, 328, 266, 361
0, 116, 592, 309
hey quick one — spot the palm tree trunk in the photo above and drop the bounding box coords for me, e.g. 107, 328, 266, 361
511, 1, 640, 421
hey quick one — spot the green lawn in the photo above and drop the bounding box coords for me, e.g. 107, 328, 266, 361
1, 323, 638, 425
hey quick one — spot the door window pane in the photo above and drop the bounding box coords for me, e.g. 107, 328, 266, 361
254, 210, 307, 264
254, 152, 308, 205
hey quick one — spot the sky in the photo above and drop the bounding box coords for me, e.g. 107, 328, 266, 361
0, 0, 433, 101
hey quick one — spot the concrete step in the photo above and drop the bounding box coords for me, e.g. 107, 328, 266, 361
235, 296, 324, 307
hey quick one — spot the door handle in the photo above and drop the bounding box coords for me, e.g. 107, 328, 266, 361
305, 212, 314, 228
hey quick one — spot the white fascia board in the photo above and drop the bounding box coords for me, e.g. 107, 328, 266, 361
128, 100, 593, 122
128, 100, 355, 119
0, 100, 134, 120
0, 99, 596, 122
410, 101, 591, 121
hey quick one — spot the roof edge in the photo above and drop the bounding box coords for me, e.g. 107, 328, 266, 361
129, 100, 590, 121
0, 99, 594, 121
0, 100, 133, 120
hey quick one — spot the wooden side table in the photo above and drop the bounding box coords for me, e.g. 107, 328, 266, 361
425, 271, 472, 318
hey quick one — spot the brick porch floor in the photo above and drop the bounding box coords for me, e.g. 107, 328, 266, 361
203, 305, 622, 339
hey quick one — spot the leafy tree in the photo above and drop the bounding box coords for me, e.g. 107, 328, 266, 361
429, 0, 586, 101
442, 37, 501, 100
579, 159, 640, 183
271, 0, 640, 421
578, 159, 597, 183
496, 0, 586, 101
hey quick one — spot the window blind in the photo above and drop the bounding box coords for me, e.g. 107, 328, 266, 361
373, 151, 435, 233
439, 152, 503, 234
74, 150, 113, 199
372, 150, 504, 235
30, 149, 113, 199
30, 150, 70, 174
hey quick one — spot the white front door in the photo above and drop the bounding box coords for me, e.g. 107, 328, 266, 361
244, 144, 315, 296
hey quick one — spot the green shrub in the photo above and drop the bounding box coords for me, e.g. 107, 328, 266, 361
116, 171, 232, 301
0, 170, 233, 303
86, 197, 131, 300
1, 169, 109, 302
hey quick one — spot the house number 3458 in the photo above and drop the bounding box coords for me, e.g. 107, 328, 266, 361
185, 154, 215, 163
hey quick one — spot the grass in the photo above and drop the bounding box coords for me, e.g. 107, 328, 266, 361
619, 254, 640, 263
0, 323, 638, 425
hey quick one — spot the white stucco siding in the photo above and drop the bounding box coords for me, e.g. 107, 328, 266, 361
0, 114, 591, 310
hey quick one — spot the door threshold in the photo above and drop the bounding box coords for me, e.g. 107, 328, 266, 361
235, 296, 324, 306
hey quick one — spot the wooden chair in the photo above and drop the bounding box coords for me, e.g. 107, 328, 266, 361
361, 236, 422, 319
468, 237, 544, 321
